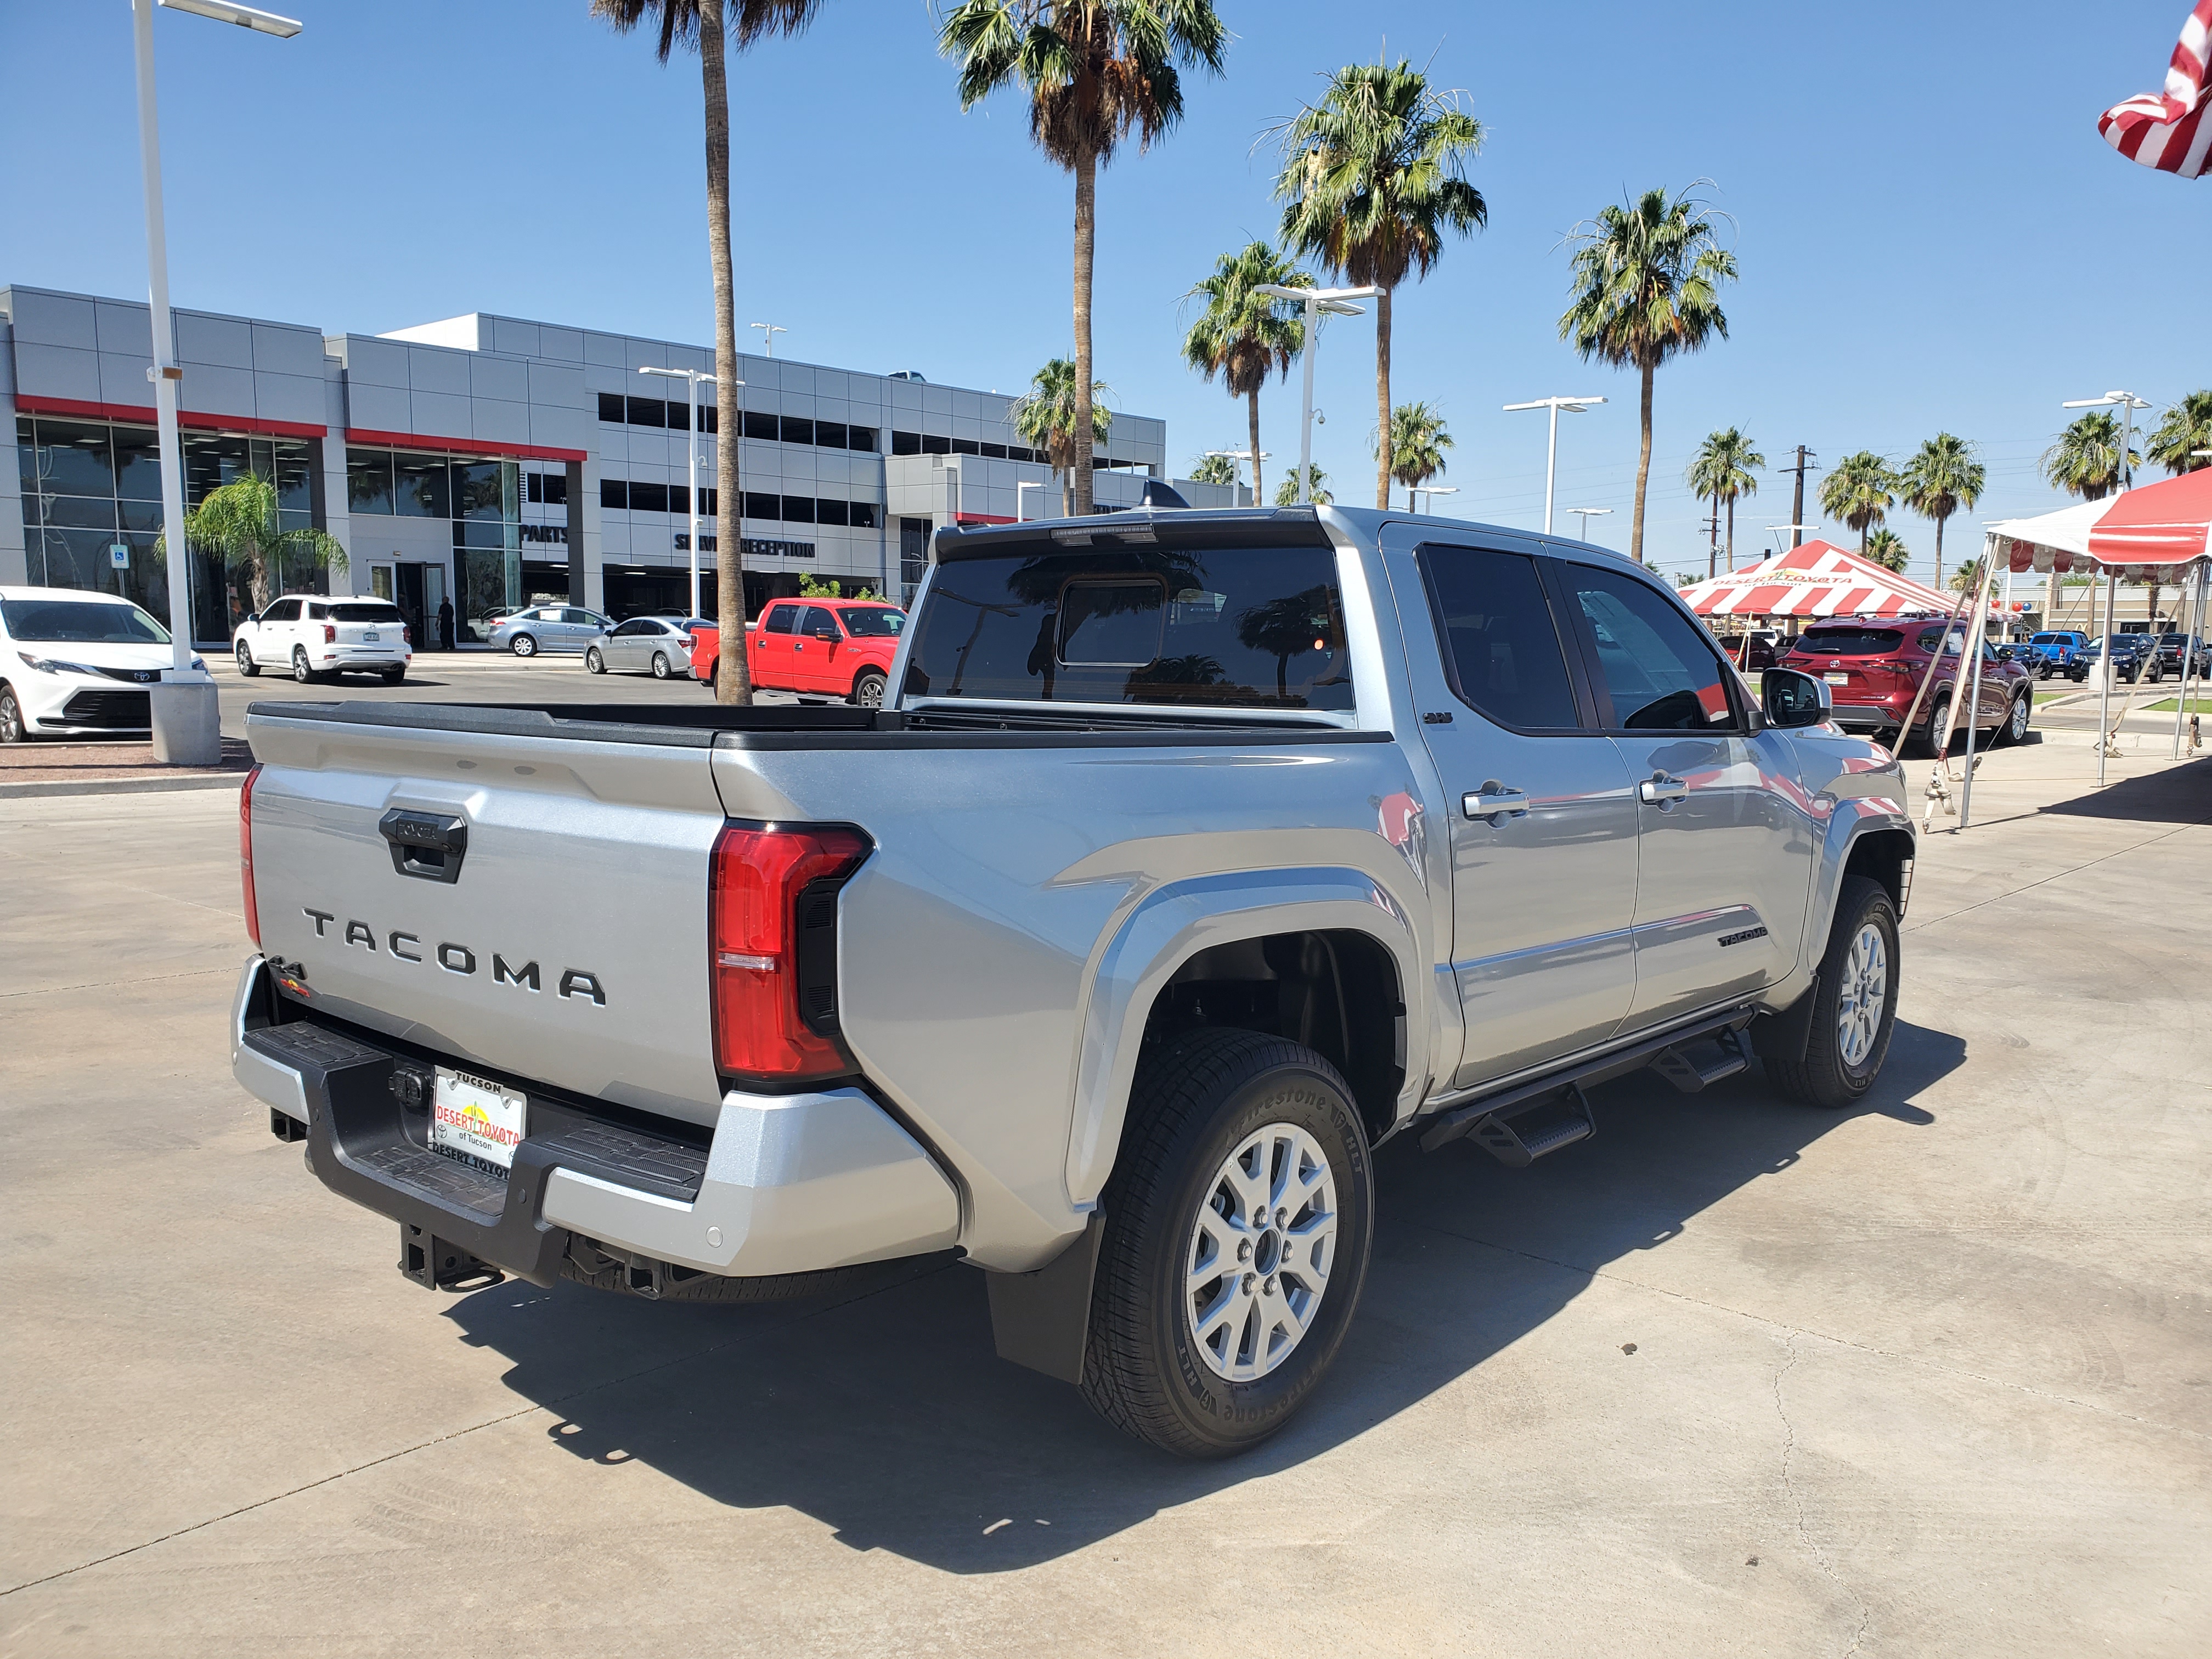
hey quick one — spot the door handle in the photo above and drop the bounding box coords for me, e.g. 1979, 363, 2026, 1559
1463, 785, 1531, 823
1639, 774, 1691, 806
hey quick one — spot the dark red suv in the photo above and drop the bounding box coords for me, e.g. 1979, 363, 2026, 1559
1781, 619, 2034, 754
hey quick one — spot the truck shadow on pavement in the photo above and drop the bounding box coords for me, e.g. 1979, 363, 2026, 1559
440, 1020, 1959, 1574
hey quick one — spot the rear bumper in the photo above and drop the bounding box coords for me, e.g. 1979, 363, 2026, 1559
229, 957, 960, 1286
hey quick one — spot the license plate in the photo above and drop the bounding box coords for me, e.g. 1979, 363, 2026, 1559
363, 630, 380, 642
1824, 673, 1849, 685
430, 1067, 526, 1173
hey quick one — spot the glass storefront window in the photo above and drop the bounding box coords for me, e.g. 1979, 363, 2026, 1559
30, 420, 117, 498
452, 458, 505, 520
182, 432, 253, 504
113, 426, 163, 501
273, 442, 314, 512
394, 452, 449, 517
347, 448, 394, 514
43, 496, 117, 531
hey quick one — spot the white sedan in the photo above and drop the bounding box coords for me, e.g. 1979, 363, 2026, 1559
234, 595, 411, 683
0, 585, 205, 743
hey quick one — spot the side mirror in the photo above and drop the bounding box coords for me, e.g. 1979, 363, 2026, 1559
1762, 667, 1832, 730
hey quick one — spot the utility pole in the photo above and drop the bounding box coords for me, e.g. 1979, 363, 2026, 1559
1704, 495, 1721, 580
1783, 447, 1817, 548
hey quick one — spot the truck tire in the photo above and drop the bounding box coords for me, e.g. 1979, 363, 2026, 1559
1082, 1027, 1374, 1458
851, 669, 887, 708
1767, 876, 1899, 1109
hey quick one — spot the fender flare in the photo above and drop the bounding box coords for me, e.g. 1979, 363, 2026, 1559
1801, 803, 1916, 981
1062, 866, 1422, 1206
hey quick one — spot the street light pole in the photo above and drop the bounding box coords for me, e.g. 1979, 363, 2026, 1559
749, 323, 787, 359
1410, 485, 1459, 515
1503, 395, 1607, 534
639, 365, 726, 618
1204, 448, 1269, 506
1566, 506, 1613, 541
133, 0, 303, 766
1016, 481, 1045, 522
1256, 284, 1380, 505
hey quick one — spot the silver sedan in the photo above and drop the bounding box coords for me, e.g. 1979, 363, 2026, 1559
487, 605, 612, 657
584, 615, 708, 679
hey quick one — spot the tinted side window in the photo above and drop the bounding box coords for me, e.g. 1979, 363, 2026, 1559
763, 605, 800, 635
1418, 546, 1581, 731
1566, 565, 1735, 731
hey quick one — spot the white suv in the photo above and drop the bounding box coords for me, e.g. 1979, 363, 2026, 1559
234, 595, 411, 684
0, 585, 205, 743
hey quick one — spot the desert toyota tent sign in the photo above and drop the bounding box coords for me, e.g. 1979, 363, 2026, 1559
1677, 539, 1955, 619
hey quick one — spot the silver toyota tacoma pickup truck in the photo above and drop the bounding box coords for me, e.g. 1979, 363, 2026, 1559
232, 505, 1914, 1457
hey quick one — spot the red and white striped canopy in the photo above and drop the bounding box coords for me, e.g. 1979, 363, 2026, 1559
2099, 2, 2212, 178
1995, 470, 2212, 582
1678, 540, 1955, 619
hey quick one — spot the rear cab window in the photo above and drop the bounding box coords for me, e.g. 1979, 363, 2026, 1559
1417, 544, 1582, 731
329, 603, 402, 624
763, 605, 801, 635
904, 533, 1351, 711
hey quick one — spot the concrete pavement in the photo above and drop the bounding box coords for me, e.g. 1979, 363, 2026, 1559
1, 746, 2206, 1656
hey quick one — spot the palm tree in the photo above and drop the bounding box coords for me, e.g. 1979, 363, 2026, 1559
2146, 390, 2212, 474
2041, 410, 2136, 501
1819, 450, 1898, 555
1181, 240, 1310, 507
1274, 58, 1487, 509
1383, 401, 1453, 508
1899, 432, 1985, 594
1863, 528, 1910, 573
1685, 427, 1762, 577
157, 473, 345, 614
1275, 465, 1330, 506
940, 1, 1226, 518
1559, 186, 1737, 564
596, 1, 821, 706
1949, 556, 1987, 597
1012, 357, 1113, 516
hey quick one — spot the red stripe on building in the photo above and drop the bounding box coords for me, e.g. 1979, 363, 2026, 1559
14, 393, 326, 440
953, 512, 1017, 525
345, 427, 586, 464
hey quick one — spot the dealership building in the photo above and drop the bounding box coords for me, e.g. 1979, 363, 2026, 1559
2, 283, 1235, 648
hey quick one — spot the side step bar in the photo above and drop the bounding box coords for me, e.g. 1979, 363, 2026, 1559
1421, 1002, 1759, 1158
1460, 1084, 1596, 1168
1650, 1029, 1751, 1095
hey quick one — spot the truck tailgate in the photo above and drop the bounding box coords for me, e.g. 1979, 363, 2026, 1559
245, 705, 727, 1127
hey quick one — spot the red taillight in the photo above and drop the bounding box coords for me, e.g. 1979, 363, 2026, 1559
709, 823, 870, 1081
240, 764, 262, 946
323, 624, 336, 644
403, 624, 412, 644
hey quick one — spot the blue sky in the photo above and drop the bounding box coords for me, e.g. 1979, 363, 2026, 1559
3, 1, 2205, 589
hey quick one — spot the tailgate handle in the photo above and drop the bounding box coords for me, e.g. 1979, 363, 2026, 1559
379, 809, 468, 883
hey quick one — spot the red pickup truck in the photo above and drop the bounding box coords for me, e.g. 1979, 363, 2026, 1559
689, 596, 906, 707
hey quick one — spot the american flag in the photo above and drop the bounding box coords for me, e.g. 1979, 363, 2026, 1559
2098, 2, 2212, 178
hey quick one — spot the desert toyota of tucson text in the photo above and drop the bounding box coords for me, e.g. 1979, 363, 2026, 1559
229, 504, 1914, 1457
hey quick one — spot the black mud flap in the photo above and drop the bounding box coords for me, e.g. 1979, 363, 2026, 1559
1751, 974, 1821, 1070
985, 1211, 1107, 1386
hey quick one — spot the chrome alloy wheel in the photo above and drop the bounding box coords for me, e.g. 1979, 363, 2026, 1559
1184, 1122, 1339, 1383
1836, 922, 1888, 1071
2008, 693, 2029, 742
